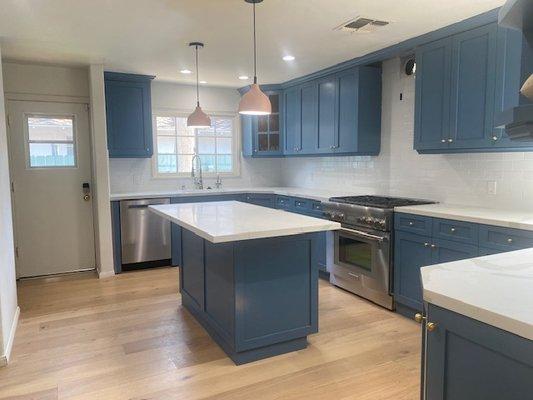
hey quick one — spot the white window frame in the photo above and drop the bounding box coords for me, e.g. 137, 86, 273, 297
152, 109, 241, 178
24, 113, 78, 169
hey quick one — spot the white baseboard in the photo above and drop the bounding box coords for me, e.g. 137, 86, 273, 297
0, 306, 20, 367
97, 269, 115, 279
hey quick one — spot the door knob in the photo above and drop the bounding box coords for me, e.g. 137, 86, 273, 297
82, 182, 91, 201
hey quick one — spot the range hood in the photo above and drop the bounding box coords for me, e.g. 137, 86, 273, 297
497, 0, 533, 140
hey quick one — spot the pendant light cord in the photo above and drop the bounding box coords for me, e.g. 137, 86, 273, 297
195, 45, 200, 106
253, 2, 257, 84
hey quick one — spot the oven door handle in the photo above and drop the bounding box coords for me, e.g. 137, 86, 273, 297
340, 227, 388, 243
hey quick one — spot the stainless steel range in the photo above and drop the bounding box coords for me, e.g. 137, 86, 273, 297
323, 195, 436, 310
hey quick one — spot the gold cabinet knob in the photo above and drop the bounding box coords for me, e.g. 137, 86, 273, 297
492, 135, 498, 141
448, 138, 453, 143
508, 238, 513, 243
409, 221, 414, 226
414, 313, 425, 323
424, 242, 429, 247
450, 227, 456, 233
430, 244, 436, 249
427, 322, 437, 332
441, 139, 446, 143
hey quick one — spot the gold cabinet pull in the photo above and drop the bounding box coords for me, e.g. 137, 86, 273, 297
414, 313, 425, 323
427, 322, 437, 332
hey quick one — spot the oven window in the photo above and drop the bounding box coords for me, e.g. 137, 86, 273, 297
338, 236, 372, 271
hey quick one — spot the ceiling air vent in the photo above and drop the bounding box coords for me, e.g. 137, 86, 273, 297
335, 17, 390, 33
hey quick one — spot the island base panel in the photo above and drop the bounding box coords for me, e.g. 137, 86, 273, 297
179, 228, 319, 364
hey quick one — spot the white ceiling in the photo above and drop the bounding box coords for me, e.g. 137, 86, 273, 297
0, 0, 506, 88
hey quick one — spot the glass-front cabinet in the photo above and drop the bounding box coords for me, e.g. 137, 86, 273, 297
253, 92, 282, 155
241, 88, 284, 157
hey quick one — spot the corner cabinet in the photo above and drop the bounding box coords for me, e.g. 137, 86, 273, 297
104, 72, 155, 158
241, 89, 284, 157
414, 23, 533, 153
422, 304, 533, 400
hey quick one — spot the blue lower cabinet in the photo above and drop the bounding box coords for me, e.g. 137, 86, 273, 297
242, 193, 276, 208
424, 304, 533, 400
394, 231, 433, 312
275, 195, 293, 211
180, 229, 319, 364
110, 201, 122, 273
431, 238, 478, 264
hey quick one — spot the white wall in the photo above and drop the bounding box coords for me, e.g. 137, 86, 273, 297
109, 81, 283, 193
282, 57, 533, 212
0, 50, 19, 365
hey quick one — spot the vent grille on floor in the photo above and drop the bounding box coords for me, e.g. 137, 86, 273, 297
335, 17, 390, 33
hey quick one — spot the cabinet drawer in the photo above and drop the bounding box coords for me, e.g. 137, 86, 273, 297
432, 218, 478, 245
395, 213, 433, 235
276, 195, 292, 210
292, 197, 313, 213
479, 225, 533, 252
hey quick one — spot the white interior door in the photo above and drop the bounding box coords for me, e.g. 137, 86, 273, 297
7, 100, 95, 278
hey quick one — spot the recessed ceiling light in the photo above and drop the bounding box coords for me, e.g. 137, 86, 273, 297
180, 69, 192, 74
200, 80, 207, 84
238, 75, 249, 80
282, 55, 295, 61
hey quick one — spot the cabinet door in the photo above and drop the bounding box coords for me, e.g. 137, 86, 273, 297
300, 82, 318, 154
449, 24, 498, 149
252, 92, 283, 156
431, 238, 478, 264
105, 79, 153, 158
492, 27, 533, 149
425, 304, 533, 400
241, 115, 254, 157
316, 77, 337, 153
284, 87, 301, 155
414, 37, 452, 151
394, 231, 433, 311
337, 68, 358, 153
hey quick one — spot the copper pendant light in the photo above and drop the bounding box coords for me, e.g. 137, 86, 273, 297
187, 42, 211, 128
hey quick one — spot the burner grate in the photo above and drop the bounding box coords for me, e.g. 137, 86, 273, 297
329, 195, 435, 208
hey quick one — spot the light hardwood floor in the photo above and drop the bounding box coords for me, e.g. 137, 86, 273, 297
0, 268, 421, 400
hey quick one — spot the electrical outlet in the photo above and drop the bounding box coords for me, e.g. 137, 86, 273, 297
487, 181, 497, 195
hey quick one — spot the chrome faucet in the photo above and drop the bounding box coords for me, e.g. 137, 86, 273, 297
191, 154, 203, 189
215, 174, 222, 189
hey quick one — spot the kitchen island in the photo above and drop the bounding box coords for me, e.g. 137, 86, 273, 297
150, 201, 340, 364
419, 249, 533, 399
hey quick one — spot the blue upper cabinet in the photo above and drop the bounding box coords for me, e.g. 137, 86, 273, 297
300, 82, 318, 154
415, 22, 533, 153
449, 24, 498, 149
279, 65, 382, 157
284, 86, 302, 155
414, 37, 452, 151
316, 76, 338, 153
104, 72, 155, 158
241, 88, 284, 158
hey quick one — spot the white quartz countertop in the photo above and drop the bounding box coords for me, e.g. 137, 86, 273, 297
421, 249, 533, 340
149, 201, 341, 243
395, 203, 533, 231
110, 187, 368, 202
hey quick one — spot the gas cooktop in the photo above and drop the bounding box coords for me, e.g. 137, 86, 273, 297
328, 195, 435, 209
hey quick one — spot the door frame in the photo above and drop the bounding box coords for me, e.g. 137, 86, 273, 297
5, 97, 97, 278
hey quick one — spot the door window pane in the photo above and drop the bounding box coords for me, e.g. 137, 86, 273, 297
27, 116, 76, 168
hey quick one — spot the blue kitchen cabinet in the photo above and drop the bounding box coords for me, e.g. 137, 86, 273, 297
241, 89, 284, 157
284, 86, 301, 155
336, 66, 381, 155
449, 24, 498, 149
415, 23, 533, 153
300, 82, 318, 154
414, 37, 453, 151
242, 193, 276, 208
316, 76, 338, 153
394, 231, 433, 312
104, 72, 155, 158
492, 27, 533, 149
423, 304, 533, 400
432, 238, 478, 264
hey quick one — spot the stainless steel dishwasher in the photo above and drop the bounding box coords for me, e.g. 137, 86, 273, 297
120, 198, 171, 268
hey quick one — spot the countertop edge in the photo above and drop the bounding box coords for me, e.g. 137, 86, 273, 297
395, 206, 533, 231
423, 287, 533, 341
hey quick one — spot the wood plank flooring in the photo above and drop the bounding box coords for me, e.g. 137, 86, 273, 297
0, 267, 421, 400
